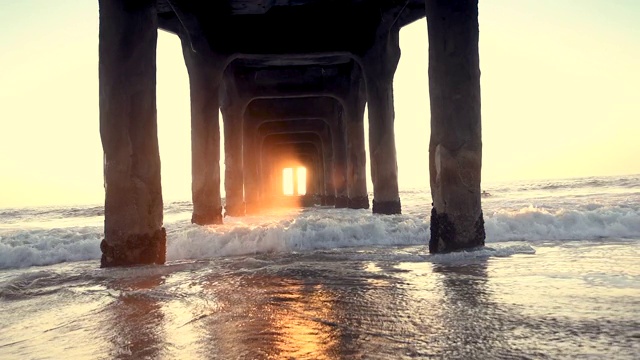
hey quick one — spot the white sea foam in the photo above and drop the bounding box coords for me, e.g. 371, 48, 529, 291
166, 209, 429, 261
484, 204, 640, 241
0, 227, 103, 269
1, 199, 639, 269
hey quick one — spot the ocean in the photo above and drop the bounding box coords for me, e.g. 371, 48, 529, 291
0, 174, 639, 359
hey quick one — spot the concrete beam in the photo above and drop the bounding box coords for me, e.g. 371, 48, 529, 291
229, 61, 355, 101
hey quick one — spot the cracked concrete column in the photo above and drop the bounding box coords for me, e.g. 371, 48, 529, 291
426, 0, 485, 253
181, 39, 223, 225
345, 77, 369, 209
220, 95, 245, 217
98, 0, 165, 267
363, 29, 402, 215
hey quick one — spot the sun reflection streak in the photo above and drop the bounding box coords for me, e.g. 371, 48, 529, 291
191, 273, 341, 360
103, 272, 167, 359
270, 283, 339, 360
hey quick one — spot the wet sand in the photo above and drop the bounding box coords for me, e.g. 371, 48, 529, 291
1, 240, 639, 359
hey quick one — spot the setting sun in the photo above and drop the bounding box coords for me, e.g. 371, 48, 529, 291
282, 167, 307, 196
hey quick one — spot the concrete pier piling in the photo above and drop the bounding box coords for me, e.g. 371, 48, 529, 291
426, 0, 485, 252
98, 0, 165, 267
363, 30, 402, 215
220, 99, 246, 217
345, 75, 370, 210
181, 40, 223, 225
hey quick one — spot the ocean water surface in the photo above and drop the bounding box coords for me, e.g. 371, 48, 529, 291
1, 174, 639, 359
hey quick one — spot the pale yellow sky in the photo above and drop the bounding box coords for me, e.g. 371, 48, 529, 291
0, 0, 639, 208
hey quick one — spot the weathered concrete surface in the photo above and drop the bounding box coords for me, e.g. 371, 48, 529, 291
220, 86, 245, 217
344, 70, 369, 209
181, 38, 223, 225
330, 118, 349, 209
363, 29, 402, 215
427, 0, 485, 253
242, 124, 261, 214
99, 0, 165, 267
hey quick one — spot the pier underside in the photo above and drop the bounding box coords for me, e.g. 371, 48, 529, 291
98, 0, 484, 266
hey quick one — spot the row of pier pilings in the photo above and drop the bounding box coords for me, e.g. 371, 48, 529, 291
98, 0, 485, 267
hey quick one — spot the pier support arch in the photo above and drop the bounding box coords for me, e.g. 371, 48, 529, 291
243, 96, 347, 209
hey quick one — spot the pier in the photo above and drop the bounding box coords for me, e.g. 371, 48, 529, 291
98, 0, 485, 266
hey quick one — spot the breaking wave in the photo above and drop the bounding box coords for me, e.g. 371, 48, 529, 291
1, 201, 639, 269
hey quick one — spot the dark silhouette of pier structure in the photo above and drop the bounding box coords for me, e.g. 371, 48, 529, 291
98, 0, 485, 267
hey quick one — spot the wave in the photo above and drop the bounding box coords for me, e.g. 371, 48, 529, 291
0, 202, 192, 225
0, 206, 104, 225
0, 227, 103, 269
486, 174, 640, 195
166, 210, 429, 261
484, 204, 640, 241
1, 203, 639, 270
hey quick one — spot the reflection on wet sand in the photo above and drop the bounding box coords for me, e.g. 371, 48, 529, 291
430, 261, 508, 359
100, 267, 335, 359
270, 283, 339, 359
192, 273, 342, 359
387, 258, 527, 358
102, 271, 166, 359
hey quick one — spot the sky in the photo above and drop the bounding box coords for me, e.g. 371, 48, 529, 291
0, 0, 639, 208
